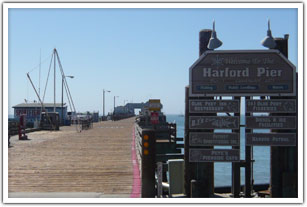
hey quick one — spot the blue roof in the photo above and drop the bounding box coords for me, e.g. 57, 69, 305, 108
13, 103, 67, 108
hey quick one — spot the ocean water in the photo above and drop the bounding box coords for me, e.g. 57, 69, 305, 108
166, 114, 270, 187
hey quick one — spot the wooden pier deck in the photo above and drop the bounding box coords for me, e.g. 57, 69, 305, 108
8, 117, 138, 198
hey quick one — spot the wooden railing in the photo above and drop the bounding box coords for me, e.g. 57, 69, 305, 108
135, 125, 156, 197
135, 122, 184, 197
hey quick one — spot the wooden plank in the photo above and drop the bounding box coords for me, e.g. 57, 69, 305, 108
189, 149, 240, 162
246, 100, 296, 113
8, 118, 135, 195
246, 133, 296, 146
189, 132, 239, 146
156, 154, 184, 162
189, 116, 239, 129
246, 116, 296, 129
189, 100, 240, 113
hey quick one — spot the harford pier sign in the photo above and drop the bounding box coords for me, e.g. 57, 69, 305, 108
189, 50, 296, 96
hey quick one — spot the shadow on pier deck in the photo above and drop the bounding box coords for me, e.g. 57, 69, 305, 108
8, 118, 137, 198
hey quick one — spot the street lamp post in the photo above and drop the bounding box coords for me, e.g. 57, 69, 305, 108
103, 89, 111, 120
62, 75, 74, 126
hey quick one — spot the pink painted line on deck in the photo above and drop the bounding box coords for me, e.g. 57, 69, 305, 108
130, 126, 141, 198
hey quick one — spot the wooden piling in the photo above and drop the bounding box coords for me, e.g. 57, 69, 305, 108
232, 96, 242, 197
185, 29, 214, 197
244, 96, 252, 198
141, 129, 156, 198
270, 36, 298, 198
184, 86, 193, 197
199, 29, 212, 56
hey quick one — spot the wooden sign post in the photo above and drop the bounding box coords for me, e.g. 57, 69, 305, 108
186, 35, 297, 198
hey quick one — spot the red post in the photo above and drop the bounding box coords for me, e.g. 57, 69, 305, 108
18, 114, 28, 140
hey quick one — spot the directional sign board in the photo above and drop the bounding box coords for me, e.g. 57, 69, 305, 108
148, 99, 162, 111
189, 132, 240, 146
189, 100, 240, 113
246, 100, 296, 113
189, 149, 240, 162
150, 112, 159, 125
246, 133, 296, 146
246, 116, 296, 129
189, 50, 296, 96
189, 116, 239, 129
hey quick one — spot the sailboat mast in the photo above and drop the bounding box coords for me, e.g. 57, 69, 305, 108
37, 49, 41, 125
54, 48, 56, 113
39, 49, 41, 97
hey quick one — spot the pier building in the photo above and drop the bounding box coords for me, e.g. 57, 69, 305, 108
12, 103, 67, 124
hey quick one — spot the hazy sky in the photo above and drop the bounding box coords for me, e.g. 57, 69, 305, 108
8, 6, 298, 115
